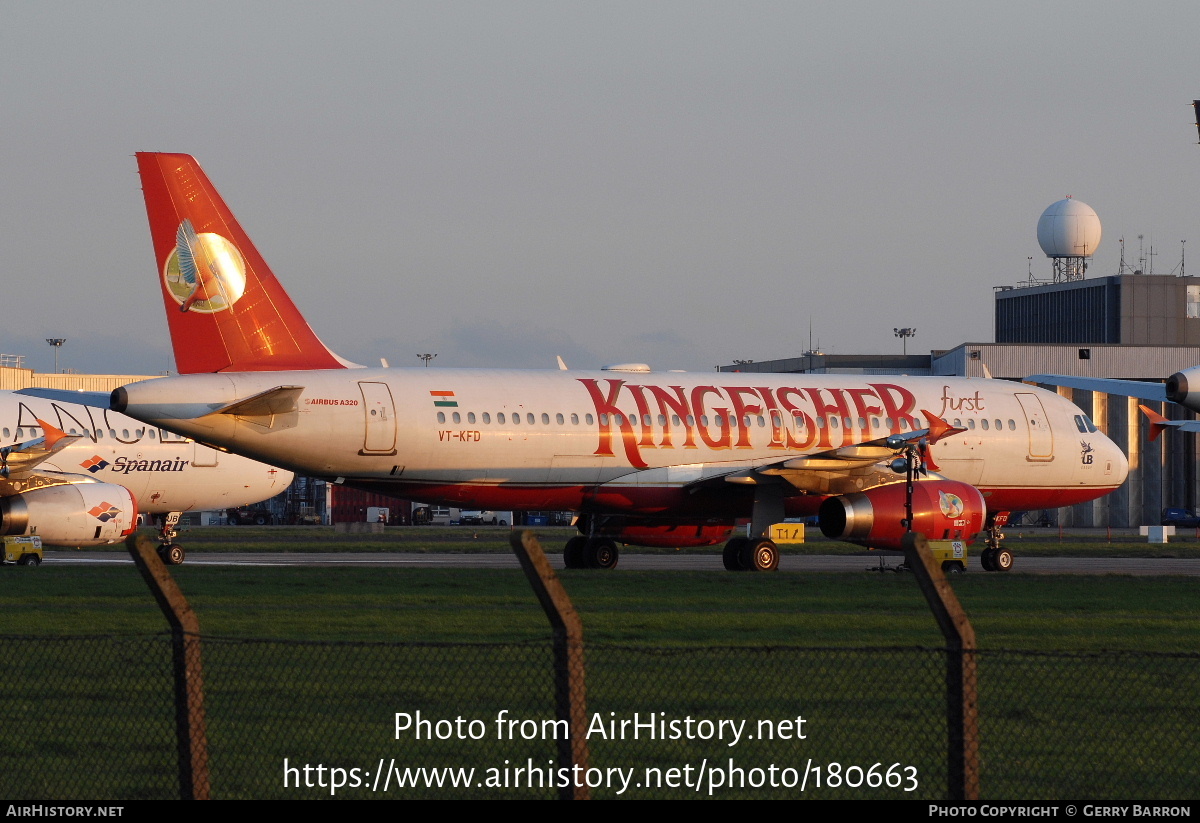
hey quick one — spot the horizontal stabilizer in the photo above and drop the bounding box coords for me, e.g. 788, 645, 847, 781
211, 386, 305, 417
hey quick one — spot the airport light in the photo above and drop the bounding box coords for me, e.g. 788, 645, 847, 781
893, 328, 916, 356
417, 353, 437, 368
46, 338, 66, 373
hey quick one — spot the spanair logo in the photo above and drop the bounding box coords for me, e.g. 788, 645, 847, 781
88, 502, 122, 522
162, 219, 247, 313
80, 455, 108, 474
938, 491, 965, 519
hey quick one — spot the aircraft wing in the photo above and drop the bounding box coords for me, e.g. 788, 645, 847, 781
681, 410, 965, 498
0, 420, 84, 480
15, 388, 113, 408
1026, 374, 1167, 403
1139, 404, 1200, 441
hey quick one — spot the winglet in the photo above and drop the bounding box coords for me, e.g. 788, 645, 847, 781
921, 409, 966, 446
1139, 404, 1171, 442
36, 419, 71, 450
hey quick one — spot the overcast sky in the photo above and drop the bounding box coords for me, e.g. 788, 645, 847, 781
1, 1, 1198, 375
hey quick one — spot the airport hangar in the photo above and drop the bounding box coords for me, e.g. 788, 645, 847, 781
721, 272, 1200, 529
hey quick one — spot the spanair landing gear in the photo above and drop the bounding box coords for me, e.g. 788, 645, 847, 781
155, 511, 186, 565
157, 543, 186, 565
722, 536, 780, 571
562, 536, 619, 569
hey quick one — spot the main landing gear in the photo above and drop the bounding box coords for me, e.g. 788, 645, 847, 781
722, 537, 780, 571
155, 511, 186, 566
720, 480, 784, 572
562, 535, 619, 569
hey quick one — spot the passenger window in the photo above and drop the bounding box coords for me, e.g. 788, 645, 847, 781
672, 415, 681, 426
468, 412, 476, 424
513, 413, 521, 425
527, 413, 535, 425
556, 413, 564, 425
452, 412, 461, 424
700, 416, 709, 426
686, 415, 694, 426
995, 419, 1002, 430
967, 419, 975, 430
541, 413, 550, 424
437, 412, 446, 424
570, 413, 579, 424
599, 414, 607, 425
981, 419, 989, 430
148, 430, 156, 439
1008, 419, 1016, 431
658, 414, 666, 426
586, 414, 594, 425
830, 417, 839, 429
483, 412, 491, 424
499, 412, 507, 424
614, 413, 624, 426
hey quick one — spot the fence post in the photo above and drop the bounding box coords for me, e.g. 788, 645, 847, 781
510, 530, 590, 800
126, 531, 210, 800
902, 532, 979, 801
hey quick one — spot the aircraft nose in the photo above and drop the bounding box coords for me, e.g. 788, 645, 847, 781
1105, 434, 1129, 485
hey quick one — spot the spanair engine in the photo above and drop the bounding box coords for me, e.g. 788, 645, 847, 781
818, 480, 985, 551
0, 483, 138, 547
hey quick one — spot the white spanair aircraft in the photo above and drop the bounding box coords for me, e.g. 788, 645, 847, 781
98, 153, 1127, 572
2, 391, 293, 564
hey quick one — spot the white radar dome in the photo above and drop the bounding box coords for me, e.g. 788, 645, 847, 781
1037, 197, 1101, 258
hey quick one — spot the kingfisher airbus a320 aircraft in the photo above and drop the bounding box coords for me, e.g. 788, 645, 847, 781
0, 391, 292, 563
103, 152, 1128, 572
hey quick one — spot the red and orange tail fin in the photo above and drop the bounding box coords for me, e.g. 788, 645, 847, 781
136, 152, 353, 373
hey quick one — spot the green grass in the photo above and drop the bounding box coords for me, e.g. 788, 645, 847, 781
2, 555, 1198, 800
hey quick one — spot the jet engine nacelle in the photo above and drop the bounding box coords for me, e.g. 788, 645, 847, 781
0, 483, 138, 547
585, 519, 736, 548
1166, 366, 1200, 412
818, 480, 986, 551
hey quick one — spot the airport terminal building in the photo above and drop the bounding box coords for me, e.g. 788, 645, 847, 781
721, 273, 1200, 529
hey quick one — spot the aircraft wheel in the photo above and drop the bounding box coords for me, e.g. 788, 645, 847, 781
159, 544, 186, 565
994, 548, 1013, 572
747, 538, 779, 571
563, 536, 587, 569
723, 538, 749, 571
979, 549, 996, 571
584, 538, 618, 569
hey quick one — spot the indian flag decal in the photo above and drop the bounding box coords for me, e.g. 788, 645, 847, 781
430, 390, 458, 408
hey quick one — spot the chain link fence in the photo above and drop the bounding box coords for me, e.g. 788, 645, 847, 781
2, 634, 1196, 799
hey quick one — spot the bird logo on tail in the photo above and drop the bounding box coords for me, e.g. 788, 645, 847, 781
163, 219, 248, 313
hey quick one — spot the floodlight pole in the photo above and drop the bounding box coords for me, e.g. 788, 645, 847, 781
46, 338, 66, 373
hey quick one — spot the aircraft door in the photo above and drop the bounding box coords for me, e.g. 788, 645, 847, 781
1015, 393, 1054, 461
359, 381, 397, 455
